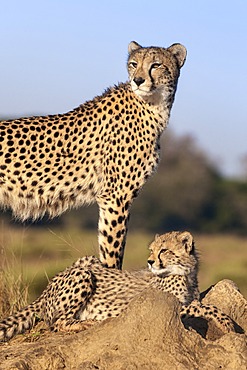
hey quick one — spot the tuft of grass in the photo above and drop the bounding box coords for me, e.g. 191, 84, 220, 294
0, 268, 29, 319
0, 223, 30, 319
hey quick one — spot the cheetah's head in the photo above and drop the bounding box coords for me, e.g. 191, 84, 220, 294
127, 41, 186, 105
147, 231, 198, 277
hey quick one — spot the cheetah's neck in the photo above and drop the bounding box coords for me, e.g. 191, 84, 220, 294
151, 271, 199, 305
133, 86, 175, 131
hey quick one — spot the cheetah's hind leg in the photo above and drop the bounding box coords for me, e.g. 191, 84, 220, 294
181, 300, 236, 334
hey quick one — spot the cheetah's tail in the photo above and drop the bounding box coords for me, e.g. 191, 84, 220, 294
0, 298, 42, 342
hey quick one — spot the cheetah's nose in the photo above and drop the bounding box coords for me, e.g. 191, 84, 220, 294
133, 77, 145, 86
147, 259, 154, 267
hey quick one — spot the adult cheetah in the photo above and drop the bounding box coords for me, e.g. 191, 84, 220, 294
0, 42, 186, 268
0, 231, 235, 342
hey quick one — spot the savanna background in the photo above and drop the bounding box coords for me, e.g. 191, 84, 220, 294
0, 0, 247, 317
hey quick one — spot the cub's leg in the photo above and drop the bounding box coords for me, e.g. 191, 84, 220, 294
181, 300, 235, 333
45, 269, 95, 332
52, 316, 96, 332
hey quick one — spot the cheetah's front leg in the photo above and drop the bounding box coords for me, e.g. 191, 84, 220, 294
97, 198, 131, 269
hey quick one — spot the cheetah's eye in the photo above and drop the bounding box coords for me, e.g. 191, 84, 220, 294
151, 63, 162, 69
160, 248, 168, 254
129, 61, 138, 69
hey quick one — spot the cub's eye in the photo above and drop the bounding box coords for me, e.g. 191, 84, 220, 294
129, 61, 137, 69
160, 248, 168, 254
151, 63, 162, 69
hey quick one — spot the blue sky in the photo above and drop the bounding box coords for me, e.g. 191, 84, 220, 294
1, 0, 247, 177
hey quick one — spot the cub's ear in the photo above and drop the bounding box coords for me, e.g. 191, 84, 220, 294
154, 233, 161, 243
167, 43, 187, 68
128, 41, 142, 54
179, 231, 194, 253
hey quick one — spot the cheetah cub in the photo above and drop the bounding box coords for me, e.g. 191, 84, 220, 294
0, 42, 186, 269
0, 231, 234, 342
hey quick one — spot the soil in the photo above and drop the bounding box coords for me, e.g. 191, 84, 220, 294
0, 279, 246, 370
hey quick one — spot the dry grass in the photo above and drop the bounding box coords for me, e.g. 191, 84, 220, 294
0, 247, 30, 319
0, 222, 246, 318
0, 270, 29, 319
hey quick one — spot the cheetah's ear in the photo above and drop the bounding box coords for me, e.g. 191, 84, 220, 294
128, 41, 142, 54
167, 43, 187, 68
179, 231, 194, 254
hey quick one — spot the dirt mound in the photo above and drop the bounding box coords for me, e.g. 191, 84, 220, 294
0, 279, 246, 370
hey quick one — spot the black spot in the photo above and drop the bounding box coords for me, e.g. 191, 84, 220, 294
118, 216, 123, 224
113, 240, 119, 249
108, 235, 113, 244
116, 231, 121, 239
124, 201, 129, 211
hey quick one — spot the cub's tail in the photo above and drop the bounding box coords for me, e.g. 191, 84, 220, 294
0, 298, 42, 342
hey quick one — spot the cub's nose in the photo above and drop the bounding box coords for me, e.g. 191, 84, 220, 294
133, 77, 145, 86
147, 259, 154, 267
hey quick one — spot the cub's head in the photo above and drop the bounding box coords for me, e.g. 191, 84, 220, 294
147, 231, 198, 277
127, 41, 186, 104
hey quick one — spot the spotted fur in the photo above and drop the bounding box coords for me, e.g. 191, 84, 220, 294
0, 231, 235, 342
